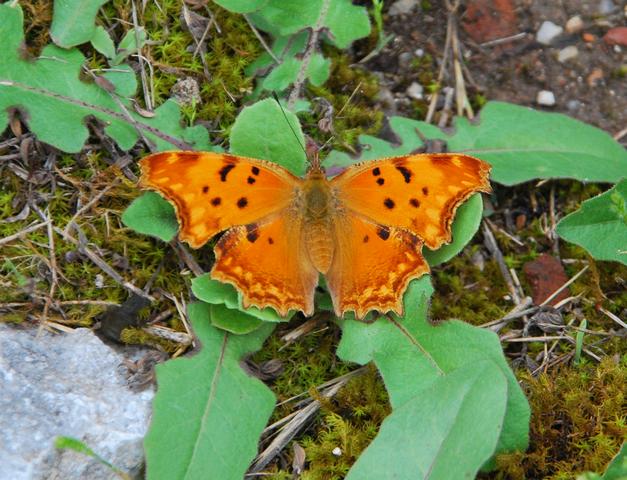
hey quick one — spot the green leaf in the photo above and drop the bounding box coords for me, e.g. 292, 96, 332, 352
213, 0, 268, 13
51, 0, 109, 48
0, 4, 210, 153
346, 361, 508, 480
230, 98, 307, 175
261, 54, 330, 92
574, 318, 587, 365
112, 27, 147, 66
210, 304, 263, 334
337, 278, 530, 459
423, 193, 484, 267
327, 102, 627, 186
556, 179, 627, 265
145, 302, 275, 480
121, 192, 178, 243
55, 436, 129, 479
90, 26, 116, 59
249, 0, 370, 49
101, 63, 137, 97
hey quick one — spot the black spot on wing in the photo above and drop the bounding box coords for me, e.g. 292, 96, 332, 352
384, 198, 395, 209
363, 235, 369, 243
410, 198, 420, 208
202, 185, 209, 193
422, 186, 429, 196
237, 197, 248, 209
376, 178, 385, 186
211, 197, 221, 206
219, 163, 236, 182
377, 226, 390, 240
246, 224, 259, 243
372, 167, 381, 176
268, 237, 274, 244
396, 165, 412, 183
251, 166, 260, 176
247, 176, 256, 185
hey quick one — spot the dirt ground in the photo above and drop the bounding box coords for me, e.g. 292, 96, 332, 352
361, 0, 626, 135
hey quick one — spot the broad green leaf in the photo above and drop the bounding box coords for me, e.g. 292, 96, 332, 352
101, 63, 137, 97
145, 302, 275, 480
213, 0, 268, 13
90, 26, 116, 59
249, 0, 370, 49
121, 192, 178, 242
0, 4, 211, 153
210, 304, 263, 334
327, 102, 627, 186
337, 278, 530, 458
346, 361, 508, 480
230, 98, 307, 175
556, 179, 627, 265
51, 0, 109, 48
423, 193, 484, 266
261, 54, 330, 92
192, 274, 294, 323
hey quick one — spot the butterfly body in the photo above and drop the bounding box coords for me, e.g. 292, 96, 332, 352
140, 151, 491, 319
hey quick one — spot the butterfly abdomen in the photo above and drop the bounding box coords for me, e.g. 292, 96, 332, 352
302, 175, 335, 274
304, 219, 334, 274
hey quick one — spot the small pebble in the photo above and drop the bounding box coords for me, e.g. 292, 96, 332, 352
557, 46, 579, 62
536, 21, 563, 45
582, 32, 597, 42
598, 0, 616, 15
94, 274, 104, 289
414, 48, 424, 57
398, 51, 413, 68
567, 99, 582, 111
332, 447, 342, 457
406, 82, 424, 100
587, 68, 604, 86
565, 15, 584, 33
388, 0, 418, 16
536, 90, 556, 106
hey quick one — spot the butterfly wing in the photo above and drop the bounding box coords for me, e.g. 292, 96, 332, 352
326, 213, 429, 319
139, 151, 299, 248
331, 154, 491, 250
212, 213, 318, 317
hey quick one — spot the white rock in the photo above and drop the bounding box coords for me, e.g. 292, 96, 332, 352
0, 324, 154, 480
536, 21, 563, 45
332, 447, 342, 456
565, 15, 584, 33
536, 90, 556, 106
406, 82, 424, 100
414, 48, 424, 57
598, 0, 615, 15
557, 46, 579, 62
389, 0, 418, 16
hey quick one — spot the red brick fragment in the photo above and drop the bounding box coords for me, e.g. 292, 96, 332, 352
523, 254, 570, 306
462, 0, 518, 44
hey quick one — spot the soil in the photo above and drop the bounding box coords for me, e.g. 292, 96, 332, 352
360, 0, 627, 135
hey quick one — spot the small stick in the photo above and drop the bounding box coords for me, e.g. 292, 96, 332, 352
482, 221, 520, 304
63, 181, 119, 235
132, 0, 152, 111
0, 221, 49, 247
479, 32, 527, 48
539, 265, 589, 307
245, 14, 279, 64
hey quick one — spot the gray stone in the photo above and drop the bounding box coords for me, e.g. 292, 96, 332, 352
557, 46, 579, 63
0, 324, 153, 480
536, 21, 563, 45
598, 0, 616, 15
388, 0, 418, 16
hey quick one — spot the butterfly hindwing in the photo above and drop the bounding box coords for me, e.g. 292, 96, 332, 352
331, 154, 491, 250
326, 213, 430, 319
211, 213, 318, 317
140, 151, 299, 248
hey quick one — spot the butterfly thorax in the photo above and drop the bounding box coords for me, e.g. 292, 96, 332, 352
302, 172, 335, 274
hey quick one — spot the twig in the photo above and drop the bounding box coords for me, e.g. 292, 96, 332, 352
479, 32, 527, 47
287, 0, 331, 109
132, 0, 153, 111
482, 221, 520, 304
598, 306, 627, 330
0, 221, 49, 247
245, 14, 279, 64
63, 181, 119, 235
539, 265, 589, 307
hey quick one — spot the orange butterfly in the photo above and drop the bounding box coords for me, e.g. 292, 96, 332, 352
139, 151, 491, 319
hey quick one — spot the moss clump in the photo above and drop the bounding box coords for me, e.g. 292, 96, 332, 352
490, 357, 626, 479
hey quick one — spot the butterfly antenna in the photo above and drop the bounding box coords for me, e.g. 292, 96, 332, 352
271, 92, 307, 157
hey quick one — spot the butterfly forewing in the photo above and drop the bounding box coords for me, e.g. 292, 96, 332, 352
140, 151, 300, 248
331, 153, 491, 250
